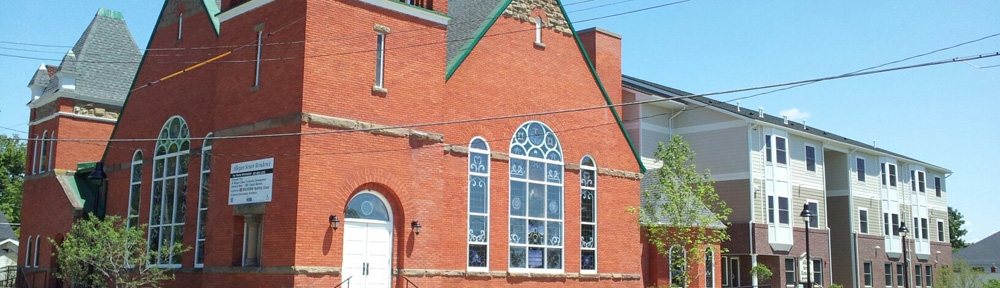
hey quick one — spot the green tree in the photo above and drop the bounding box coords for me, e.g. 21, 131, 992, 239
949, 206, 969, 251
631, 135, 732, 287
51, 214, 189, 288
0, 134, 25, 235
935, 259, 985, 288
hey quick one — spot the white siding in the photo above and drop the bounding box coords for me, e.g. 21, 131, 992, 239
679, 126, 749, 177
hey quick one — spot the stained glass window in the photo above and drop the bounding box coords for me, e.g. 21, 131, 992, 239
509, 121, 563, 272
148, 116, 190, 267
345, 193, 390, 222
468, 137, 490, 271
194, 134, 212, 267
580, 156, 596, 273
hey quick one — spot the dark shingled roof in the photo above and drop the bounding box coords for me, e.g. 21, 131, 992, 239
955, 231, 1000, 267
622, 74, 950, 173
445, 0, 507, 78
0, 211, 16, 241
40, 8, 141, 103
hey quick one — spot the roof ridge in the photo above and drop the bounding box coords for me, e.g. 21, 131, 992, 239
96, 8, 125, 20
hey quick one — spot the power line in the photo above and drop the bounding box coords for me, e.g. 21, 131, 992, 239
11, 51, 998, 144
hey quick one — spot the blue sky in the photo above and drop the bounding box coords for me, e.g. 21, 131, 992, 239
1, 1, 998, 243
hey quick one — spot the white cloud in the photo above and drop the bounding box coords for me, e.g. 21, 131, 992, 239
780, 108, 811, 121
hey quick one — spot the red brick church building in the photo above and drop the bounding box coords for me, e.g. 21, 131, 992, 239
20, 1, 723, 287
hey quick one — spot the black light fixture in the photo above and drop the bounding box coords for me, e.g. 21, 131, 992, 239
88, 162, 107, 180
411, 220, 422, 235
800, 204, 815, 288
899, 222, 910, 288
329, 215, 339, 230
88, 162, 107, 219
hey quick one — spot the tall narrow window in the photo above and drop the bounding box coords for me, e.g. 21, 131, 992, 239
805, 145, 816, 172
765, 135, 772, 162
32, 135, 39, 174
127, 151, 144, 229
917, 171, 926, 193
911, 170, 916, 191
706, 248, 715, 288
896, 263, 904, 285
883, 213, 890, 236
888, 163, 897, 187
177, 13, 183, 41
892, 214, 900, 236
508, 121, 564, 272
881, 164, 887, 185
254, 30, 262, 87
859, 209, 869, 234
775, 136, 787, 164
915, 264, 923, 286
534, 16, 543, 45
47, 133, 54, 170
39, 131, 48, 173
857, 158, 866, 181
778, 197, 790, 224
785, 258, 796, 286
722, 256, 729, 287
921, 218, 928, 240
925, 266, 932, 287
863, 261, 873, 287
937, 220, 944, 242
807, 201, 818, 228
885, 263, 893, 287
467, 137, 490, 271
934, 177, 941, 197
580, 156, 597, 273
812, 259, 823, 285
33, 236, 40, 267
669, 246, 686, 287
374, 33, 386, 88
24, 236, 31, 267
148, 116, 190, 267
194, 134, 213, 267
768, 196, 775, 223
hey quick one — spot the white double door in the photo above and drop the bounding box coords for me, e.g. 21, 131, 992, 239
342, 220, 392, 288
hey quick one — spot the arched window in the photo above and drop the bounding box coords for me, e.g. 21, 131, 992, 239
670, 245, 686, 288
24, 236, 31, 267
345, 192, 390, 222
148, 116, 190, 267
508, 121, 563, 272
33, 235, 40, 267
47, 132, 55, 170
580, 155, 597, 273
39, 131, 48, 173
706, 248, 715, 288
468, 137, 490, 271
32, 135, 39, 174
127, 150, 143, 229
194, 134, 212, 267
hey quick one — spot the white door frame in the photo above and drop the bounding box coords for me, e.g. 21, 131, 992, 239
342, 191, 395, 288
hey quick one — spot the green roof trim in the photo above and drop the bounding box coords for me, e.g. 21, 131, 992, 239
77, 161, 97, 171
556, 0, 646, 173
201, 0, 222, 36
100, 1, 169, 162
444, 0, 512, 80
97, 8, 124, 20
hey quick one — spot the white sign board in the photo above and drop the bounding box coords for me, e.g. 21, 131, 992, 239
229, 158, 274, 205
798, 253, 810, 284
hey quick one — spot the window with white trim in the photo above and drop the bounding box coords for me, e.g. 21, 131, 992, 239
805, 145, 816, 172
857, 158, 866, 182
254, 28, 262, 88
775, 136, 788, 165
921, 218, 928, 240
534, 16, 543, 45
508, 121, 563, 272
806, 201, 818, 228
670, 245, 686, 287
785, 257, 796, 286
47, 132, 54, 170
859, 209, 869, 234
467, 137, 490, 271
911, 170, 916, 191
917, 171, 925, 193
722, 256, 729, 287
915, 264, 923, 286
177, 13, 183, 41
127, 151, 143, 229
925, 266, 932, 287
148, 116, 190, 267
39, 131, 48, 173
937, 220, 944, 242
24, 236, 31, 267
706, 248, 715, 288
884, 163, 897, 187
374, 33, 386, 88
32, 135, 39, 174
934, 177, 941, 197
863, 261, 873, 287
768, 196, 775, 224
580, 155, 597, 273
896, 263, 904, 286
883, 213, 890, 236
33, 235, 40, 267
812, 259, 823, 286
885, 263, 893, 287
765, 135, 772, 162
891, 213, 900, 236
778, 196, 790, 224
194, 134, 212, 267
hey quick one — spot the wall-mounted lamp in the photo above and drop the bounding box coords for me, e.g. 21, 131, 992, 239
411, 220, 422, 235
329, 215, 340, 230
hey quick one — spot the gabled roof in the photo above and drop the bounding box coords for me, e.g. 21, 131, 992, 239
955, 231, 1000, 266
623, 74, 951, 173
38, 8, 141, 103
0, 211, 16, 241
444, 0, 508, 80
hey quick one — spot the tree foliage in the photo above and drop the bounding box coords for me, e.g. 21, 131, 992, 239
935, 259, 985, 288
51, 214, 188, 288
949, 206, 969, 250
0, 134, 25, 235
631, 135, 732, 287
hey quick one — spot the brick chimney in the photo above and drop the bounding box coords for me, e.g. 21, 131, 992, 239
578, 27, 623, 112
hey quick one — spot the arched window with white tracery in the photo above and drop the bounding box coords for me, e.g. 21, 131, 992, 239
468, 137, 490, 271
508, 121, 563, 272
38, 131, 48, 173
580, 155, 597, 273
127, 150, 143, 229
194, 134, 212, 267
148, 116, 190, 267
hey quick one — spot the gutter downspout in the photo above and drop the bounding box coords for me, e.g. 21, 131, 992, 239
669, 109, 686, 129
847, 147, 859, 288
748, 122, 759, 287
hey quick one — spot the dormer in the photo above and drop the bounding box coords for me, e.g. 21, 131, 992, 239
27, 64, 52, 100
56, 51, 79, 91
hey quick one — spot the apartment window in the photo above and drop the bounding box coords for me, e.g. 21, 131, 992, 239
768, 196, 775, 223
885, 263, 893, 287
937, 220, 944, 242
917, 171, 926, 192
812, 259, 823, 286
778, 197, 790, 224
914, 217, 919, 239
857, 158, 866, 182
892, 214, 900, 236
806, 201, 819, 228
24, 236, 31, 267
915, 264, 923, 286
148, 116, 190, 267
722, 256, 729, 287
920, 218, 928, 239
863, 262, 873, 287
508, 121, 564, 271
468, 137, 490, 271
242, 215, 263, 267
883, 213, 890, 236
934, 177, 941, 197
805, 145, 816, 172
925, 266, 932, 287
374, 33, 386, 88
888, 164, 897, 187
859, 209, 869, 234
127, 151, 143, 229
580, 156, 597, 273
194, 135, 213, 267
775, 136, 788, 164
785, 258, 796, 286
896, 264, 904, 286
765, 135, 772, 162
881, 164, 886, 185
706, 249, 715, 288
911, 170, 916, 191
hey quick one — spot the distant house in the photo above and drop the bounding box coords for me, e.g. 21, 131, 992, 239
955, 231, 1000, 282
0, 211, 17, 268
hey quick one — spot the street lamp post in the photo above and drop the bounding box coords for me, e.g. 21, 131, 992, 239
899, 223, 910, 288
800, 204, 814, 288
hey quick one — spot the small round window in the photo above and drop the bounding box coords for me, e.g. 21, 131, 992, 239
345, 193, 390, 222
